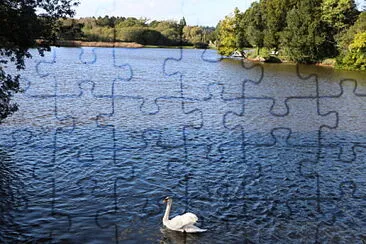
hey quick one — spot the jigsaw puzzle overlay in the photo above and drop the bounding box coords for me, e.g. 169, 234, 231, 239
1, 46, 366, 243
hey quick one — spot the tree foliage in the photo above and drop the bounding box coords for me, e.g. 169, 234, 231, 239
58, 18, 84, 40
245, 2, 265, 51
321, 0, 359, 34
0, 0, 79, 122
262, 0, 294, 50
281, 0, 338, 63
56, 16, 214, 47
217, 15, 236, 56
218, 0, 362, 66
337, 12, 366, 70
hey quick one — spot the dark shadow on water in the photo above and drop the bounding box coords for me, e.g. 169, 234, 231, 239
0, 148, 20, 241
160, 228, 203, 244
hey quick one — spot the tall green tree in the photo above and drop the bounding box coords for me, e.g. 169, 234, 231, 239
183, 26, 203, 44
262, 0, 295, 50
0, 0, 78, 122
217, 15, 236, 56
321, 0, 359, 35
281, 0, 336, 63
233, 8, 247, 49
338, 11, 366, 48
244, 2, 265, 54
337, 11, 366, 70
58, 18, 84, 40
179, 17, 187, 40
151, 20, 181, 43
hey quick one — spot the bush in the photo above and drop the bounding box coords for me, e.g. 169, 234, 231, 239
116, 27, 172, 45
193, 42, 208, 49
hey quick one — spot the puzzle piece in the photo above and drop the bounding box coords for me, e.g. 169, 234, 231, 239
34, 47, 132, 97
3, 94, 61, 128
163, 48, 264, 101
81, 47, 133, 96
318, 181, 366, 243
315, 146, 366, 199
116, 129, 186, 179
225, 97, 337, 146
55, 80, 113, 125
0, 127, 56, 183
244, 64, 318, 115
98, 97, 202, 147
320, 79, 366, 162
184, 83, 243, 162
20, 48, 57, 98
0, 127, 32, 148
112, 48, 182, 114
56, 125, 116, 165
242, 128, 319, 200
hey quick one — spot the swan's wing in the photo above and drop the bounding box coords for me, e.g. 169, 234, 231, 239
183, 224, 207, 233
168, 213, 198, 230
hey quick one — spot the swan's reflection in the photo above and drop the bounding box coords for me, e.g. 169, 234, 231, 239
160, 228, 202, 244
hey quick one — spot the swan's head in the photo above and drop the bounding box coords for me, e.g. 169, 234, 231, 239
163, 196, 172, 203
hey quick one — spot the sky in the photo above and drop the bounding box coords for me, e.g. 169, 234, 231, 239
74, 0, 256, 26
74, 0, 365, 27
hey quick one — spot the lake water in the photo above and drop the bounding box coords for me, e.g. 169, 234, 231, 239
1, 47, 366, 243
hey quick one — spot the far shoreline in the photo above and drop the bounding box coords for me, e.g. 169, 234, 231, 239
38, 40, 202, 49
51, 40, 144, 48
38, 40, 365, 72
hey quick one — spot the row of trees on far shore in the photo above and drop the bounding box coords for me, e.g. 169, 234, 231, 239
57, 16, 216, 48
217, 0, 366, 70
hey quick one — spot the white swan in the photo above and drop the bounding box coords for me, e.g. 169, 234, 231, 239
162, 196, 207, 233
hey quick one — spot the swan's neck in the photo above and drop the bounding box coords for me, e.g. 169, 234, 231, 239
163, 200, 172, 222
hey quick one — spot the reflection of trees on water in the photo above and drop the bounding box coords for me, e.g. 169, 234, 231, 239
0, 148, 27, 241
0, 148, 16, 240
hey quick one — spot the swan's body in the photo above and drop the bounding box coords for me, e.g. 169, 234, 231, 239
162, 197, 207, 233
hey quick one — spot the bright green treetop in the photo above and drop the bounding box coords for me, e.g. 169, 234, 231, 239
217, 15, 236, 56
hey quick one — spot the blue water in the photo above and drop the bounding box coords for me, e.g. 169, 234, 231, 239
1, 47, 366, 243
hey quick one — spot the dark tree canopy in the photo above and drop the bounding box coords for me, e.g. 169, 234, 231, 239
0, 0, 79, 122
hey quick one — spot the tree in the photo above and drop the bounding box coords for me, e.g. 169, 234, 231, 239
244, 2, 265, 55
338, 32, 366, 70
183, 26, 203, 44
337, 12, 366, 70
337, 11, 366, 48
116, 17, 147, 28
152, 21, 181, 44
0, 0, 79, 122
179, 17, 187, 39
280, 0, 336, 63
202, 27, 217, 43
321, 0, 359, 35
262, 0, 295, 50
217, 15, 236, 56
58, 18, 84, 40
234, 7, 250, 49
